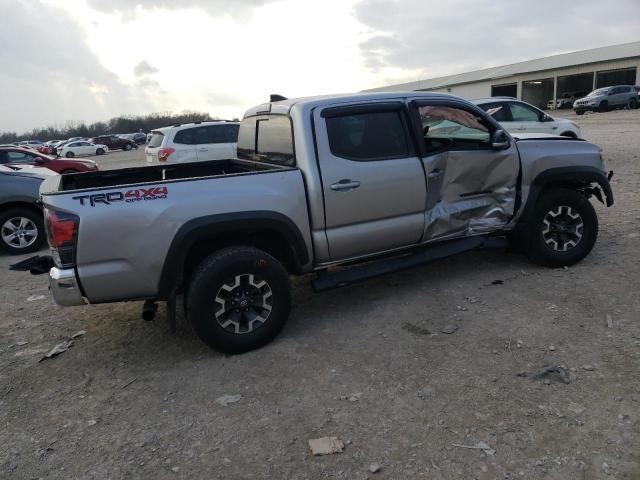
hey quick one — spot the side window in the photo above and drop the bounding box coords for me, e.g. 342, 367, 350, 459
509, 102, 541, 122
194, 126, 226, 144
223, 124, 240, 142
478, 102, 511, 122
7, 151, 32, 164
418, 105, 491, 153
173, 128, 195, 145
0, 151, 8, 164
325, 111, 409, 161
237, 115, 295, 166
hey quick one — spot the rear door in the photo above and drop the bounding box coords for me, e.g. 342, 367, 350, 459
169, 128, 197, 163
412, 100, 520, 241
314, 102, 427, 260
194, 125, 231, 161
476, 101, 515, 132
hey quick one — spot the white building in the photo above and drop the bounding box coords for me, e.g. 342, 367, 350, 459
364, 41, 640, 109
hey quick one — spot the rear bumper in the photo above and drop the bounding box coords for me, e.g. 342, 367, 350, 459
49, 267, 87, 306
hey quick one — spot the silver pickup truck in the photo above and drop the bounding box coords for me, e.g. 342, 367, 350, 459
30, 92, 613, 353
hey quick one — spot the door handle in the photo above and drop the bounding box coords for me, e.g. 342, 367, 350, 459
427, 168, 443, 179
330, 179, 361, 191
198, 148, 208, 152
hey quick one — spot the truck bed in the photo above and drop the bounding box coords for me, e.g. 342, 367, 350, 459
58, 158, 284, 192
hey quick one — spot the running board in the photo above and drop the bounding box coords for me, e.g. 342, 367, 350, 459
312, 236, 508, 292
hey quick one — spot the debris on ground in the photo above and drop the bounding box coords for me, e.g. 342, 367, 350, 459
308, 437, 344, 455
534, 365, 571, 384
606, 314, 614, 329
71, 330, 86, 339
491, 280, 504, 285
402, 322, 432, 336
39, 340, 73, 362
441, 324, 459, 334
515, 371, 528, 378
452, 441, 496, 456
548, 345, 556, 351
582, 364, 596, 371
215, 394, 242, 406
87, 419, 97, 426
369, 463, 381, 473
120, 377, 137, 389
26, 294, 46, 302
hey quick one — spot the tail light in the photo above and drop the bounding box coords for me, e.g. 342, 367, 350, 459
45, 209, 79, 268
158, 147, 175, 162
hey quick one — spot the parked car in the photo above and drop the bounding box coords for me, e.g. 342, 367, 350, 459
145, 121, 239, 164
28, 92, 613, 354
0, 164, 55, 254
17, 140, 43, 148
634, 86, 640, 100
573, 85, 639, 114
0, 146, 98, 174
90, 135, 137, 151
57, 141, 109, 158
67, 137, 87, 142
473, 98, 581, 138
120, 132, 147, 145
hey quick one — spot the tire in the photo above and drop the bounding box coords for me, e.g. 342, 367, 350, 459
560, 131, 577, 138
65, 151, 75, 158
524, 188, 598, 268
124, 143, 132, 151
186, 246, 291, 354
61, 169, 79, 174
575, 110, 585, 116
630, 99, 638, 110
96, 148, 105, 155
598, 101, 608, 113
0, 207, 45, 255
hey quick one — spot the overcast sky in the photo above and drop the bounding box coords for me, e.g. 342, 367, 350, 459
1, 0, 639, 132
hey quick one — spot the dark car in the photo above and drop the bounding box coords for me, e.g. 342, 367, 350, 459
0, 147, 98, 174
0, 165, 53, 254
90, 135, 137, 151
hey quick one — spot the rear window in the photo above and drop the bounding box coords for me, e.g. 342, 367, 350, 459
237, 115, 294, 166
173, 128, 194, 145
148, 132, 165, 148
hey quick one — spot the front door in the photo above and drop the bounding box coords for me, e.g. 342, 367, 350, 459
507, 101, 554, 134
315, 103, 427, 260
412, 100, 520, 241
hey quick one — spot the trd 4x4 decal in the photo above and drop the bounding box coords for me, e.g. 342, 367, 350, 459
73, 187, 168, 206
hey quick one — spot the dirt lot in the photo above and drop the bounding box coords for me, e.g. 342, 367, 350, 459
1, 110, 639, 479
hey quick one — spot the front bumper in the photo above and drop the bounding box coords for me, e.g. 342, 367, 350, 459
49, 267, 86, 306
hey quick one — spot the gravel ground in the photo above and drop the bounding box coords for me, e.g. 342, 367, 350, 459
1, 109, 639, 479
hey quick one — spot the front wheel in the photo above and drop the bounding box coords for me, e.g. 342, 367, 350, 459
186, 247, 291, 354
0, 208, 45, 254
598, 101, 608, 112
629, 99, 638, 110
124, 144, 132, 151
524, 188, 598, 267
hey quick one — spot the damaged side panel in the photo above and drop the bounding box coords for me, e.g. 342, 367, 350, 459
421, 145, 520, 241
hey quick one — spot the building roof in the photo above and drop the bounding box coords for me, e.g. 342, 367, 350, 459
364, 41, 640, 92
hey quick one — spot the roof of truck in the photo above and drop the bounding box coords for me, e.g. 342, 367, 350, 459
243, 92, 461, 117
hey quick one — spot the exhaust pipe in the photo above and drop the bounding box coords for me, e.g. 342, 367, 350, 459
142, 300, 158, 321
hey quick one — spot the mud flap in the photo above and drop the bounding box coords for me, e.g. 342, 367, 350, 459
9, 255, 54, 275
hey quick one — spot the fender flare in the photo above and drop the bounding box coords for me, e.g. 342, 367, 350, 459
157, 211, 309, 299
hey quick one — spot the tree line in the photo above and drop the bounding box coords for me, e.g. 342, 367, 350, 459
0, 111, 238, 143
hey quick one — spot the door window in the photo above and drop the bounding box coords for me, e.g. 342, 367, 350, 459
222, 124, 240, 142
194, 125, 226, 144
418, 105, 491, 153
508, 102, 541, 122
173, 128, 195, 145
325, 111, 409, 161
477, 102, 511, 122
6, 151, 35, 164
238, 115, 295, 166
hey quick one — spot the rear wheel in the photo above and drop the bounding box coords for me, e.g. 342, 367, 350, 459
524, 188, 598, 267
96, 148, 105, 155
575, 110, 585, 115
65, 151, 75, 158
629, 99, 638, 110
0, 208, 45, 254
186, 247, 291, 354
124, 143, 132, 151
61, 169, 79, 174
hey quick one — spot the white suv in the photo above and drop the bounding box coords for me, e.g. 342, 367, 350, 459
145, 121, 239, 164
472, 98, 581, 138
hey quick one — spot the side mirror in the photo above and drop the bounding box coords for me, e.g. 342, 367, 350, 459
491, 129, 510, 150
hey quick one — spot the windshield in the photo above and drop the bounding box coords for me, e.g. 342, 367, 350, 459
587, 88, 609, 97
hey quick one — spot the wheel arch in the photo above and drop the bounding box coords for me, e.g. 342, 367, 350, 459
516, 166, 613, 233
0, 201, 42, 216
157, 211, 309, 299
